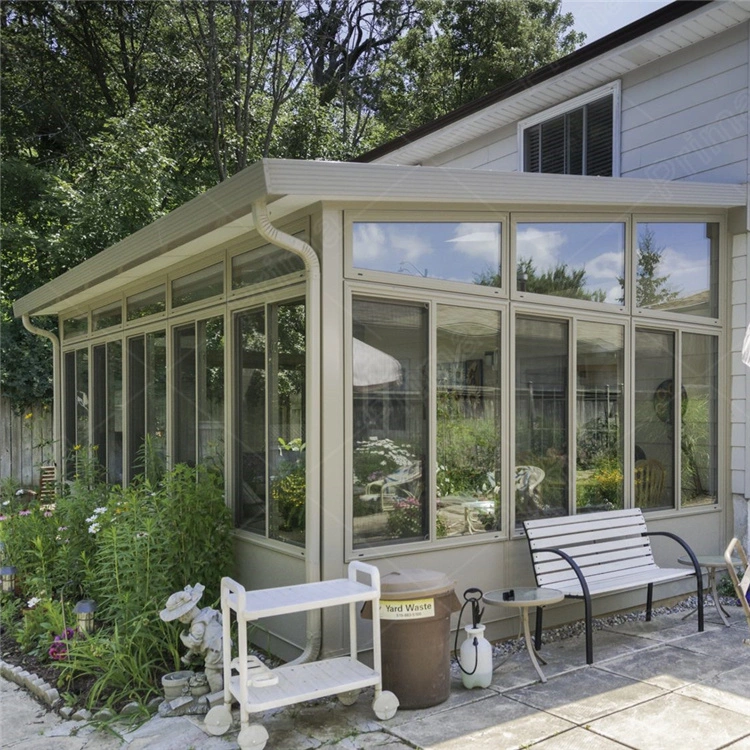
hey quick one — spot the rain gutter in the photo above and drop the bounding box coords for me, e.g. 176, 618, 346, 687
21, 315, 62, 480
252, 199, 322, 665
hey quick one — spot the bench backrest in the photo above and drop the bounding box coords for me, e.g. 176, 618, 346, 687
524, 509, 657, 589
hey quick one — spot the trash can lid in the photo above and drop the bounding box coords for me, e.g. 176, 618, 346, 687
380, 568, 456, 599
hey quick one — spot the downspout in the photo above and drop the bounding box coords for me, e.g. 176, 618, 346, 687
252, 200, 322, 665
21, 315, 62, 480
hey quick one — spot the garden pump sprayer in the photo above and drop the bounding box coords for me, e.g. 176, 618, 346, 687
455, 587, 492, 689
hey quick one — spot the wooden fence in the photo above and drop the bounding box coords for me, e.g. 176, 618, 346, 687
0, 398, 55, 487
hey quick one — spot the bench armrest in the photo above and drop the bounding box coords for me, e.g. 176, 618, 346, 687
642, 530, 701, 579
532, 546, 592, 601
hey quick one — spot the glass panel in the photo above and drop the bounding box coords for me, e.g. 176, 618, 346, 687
236, 309, 267, 534
63, 315, 88, 339
127, 336, 145, 478
515, 316, 568, 524
107, 341, 123, 484
232, 242, 305, 290
516, 222, 625, 304
681, 333, 717, 507
173, 324, 197, 466
198, 317, 224, 467
269, 302, 306, 545
566, 108, 583, 175
93, 301, 122, 331
436, 306, 501, 537
127, 285, 165, 320
540, 116, 565, 173
75, 349, 89, 451
146, 331, 167, 471
576, 322, 624, 513
585, 96, 613, 177
524, 126, 540, 172
352, 222, 502, 288
352, 298, 428, 547
634, 329, 675, 510
635, 223, 719, 317
172, 262, 224, 308
92, 344, 106, 471
64, 351, 76, 472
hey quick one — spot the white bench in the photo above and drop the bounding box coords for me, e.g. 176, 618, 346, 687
524, 508, 703, 664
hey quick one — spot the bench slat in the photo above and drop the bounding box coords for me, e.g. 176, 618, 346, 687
532, 545, 656, 577
535, 558, 661, 587
525, 515, 647, 543
531, 537, 653, 565
547, 567, 693, 597
524, 508, 645, 531
527, 524, 651, 550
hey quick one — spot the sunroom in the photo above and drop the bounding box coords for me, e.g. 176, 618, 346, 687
14, 159, 745, 659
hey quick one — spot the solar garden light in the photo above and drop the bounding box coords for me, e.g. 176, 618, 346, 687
1, 566, 17, 594
74, 599, 97, 632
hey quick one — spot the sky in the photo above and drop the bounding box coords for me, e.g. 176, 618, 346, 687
561, 0, 673, 45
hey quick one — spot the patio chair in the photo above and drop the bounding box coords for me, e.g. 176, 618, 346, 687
360, 462, 421, 512
634, 459, 665, 508
724, 538, 750, 646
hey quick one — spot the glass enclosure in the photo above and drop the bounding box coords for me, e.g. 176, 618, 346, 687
351, 298, 428, 547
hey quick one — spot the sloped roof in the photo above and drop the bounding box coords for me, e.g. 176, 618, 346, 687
355, 1, 750, 165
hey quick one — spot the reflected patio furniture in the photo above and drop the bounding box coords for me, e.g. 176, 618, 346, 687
462, 499, 495, 534
359, 462, 421, 512
724, 538, 750, 645
516, 465, 545, 510
634, 459, 665, 508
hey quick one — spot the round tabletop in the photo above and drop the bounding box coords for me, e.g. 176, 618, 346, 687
483, 586, 564, 608
678, 555, 740, 569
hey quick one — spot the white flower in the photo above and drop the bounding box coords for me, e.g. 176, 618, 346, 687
26, 597, 41, 609
2, 501, 9, 507
88, 522, 100, 534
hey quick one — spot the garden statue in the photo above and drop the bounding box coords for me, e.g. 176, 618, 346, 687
160, 583, 224, 694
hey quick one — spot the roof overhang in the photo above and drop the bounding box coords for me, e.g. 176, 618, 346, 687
14, 158, 746, 317
356, 1, 750, 166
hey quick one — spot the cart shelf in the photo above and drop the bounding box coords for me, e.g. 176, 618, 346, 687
208, 561, 398, 750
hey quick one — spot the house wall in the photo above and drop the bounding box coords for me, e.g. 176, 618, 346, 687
427, 23, 750, 186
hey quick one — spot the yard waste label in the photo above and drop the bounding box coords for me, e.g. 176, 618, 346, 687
379, 598, 435, 619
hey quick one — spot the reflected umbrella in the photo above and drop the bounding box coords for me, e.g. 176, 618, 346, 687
353, 339, 402, 390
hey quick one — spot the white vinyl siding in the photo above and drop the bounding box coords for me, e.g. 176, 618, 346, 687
620, 23, 748, 183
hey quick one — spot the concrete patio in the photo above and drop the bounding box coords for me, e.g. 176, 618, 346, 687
2, 601, 750, 749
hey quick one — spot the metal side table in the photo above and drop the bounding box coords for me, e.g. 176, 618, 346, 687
483, 587, 564, 683
678, 555, 740, 627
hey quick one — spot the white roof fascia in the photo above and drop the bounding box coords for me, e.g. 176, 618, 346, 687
370, 1, 750, 166
15, 159, 746, 317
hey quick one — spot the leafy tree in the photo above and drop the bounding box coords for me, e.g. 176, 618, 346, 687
376, 0, 583, 137
475, 258, 605, 302
634, 226, 679, 307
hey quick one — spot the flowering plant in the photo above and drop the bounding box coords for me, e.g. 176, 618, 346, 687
385, 494, 423, 538
353, 437, 416, 485
48, 627, 77, 661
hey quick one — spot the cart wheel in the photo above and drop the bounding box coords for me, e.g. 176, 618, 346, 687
237, 724, 269, 750
204, 705, 233, 736
372, 690, 399, 720
337, 689, 360, 706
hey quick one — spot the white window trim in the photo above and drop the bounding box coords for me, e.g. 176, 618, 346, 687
517, 80, 622, 177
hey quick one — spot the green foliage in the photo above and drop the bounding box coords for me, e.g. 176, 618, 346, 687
271, 464, 306, 533
386, 495, 423, 539
0, 461, 232, 709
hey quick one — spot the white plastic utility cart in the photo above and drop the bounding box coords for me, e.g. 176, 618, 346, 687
204, 561, 398, 750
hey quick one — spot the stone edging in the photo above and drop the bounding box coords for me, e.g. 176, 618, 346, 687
1, 657, 61, 707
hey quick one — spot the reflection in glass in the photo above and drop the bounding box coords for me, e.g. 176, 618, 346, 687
352, 298, 428, 547
268, 301, 306, 545
197, 318, 225, 467
172, 263, 224, 308
127, 285, 166, 320
636, 223, 719, 317
436, 306, 501, 536
576, 322, 624, 512
515, 317, 568, 523
516, 222, 625, 304
236, 309, 267, 534
173, 324, 197, 466
232, 241, 305, 290
64, 349, 89, 478
681, 334, 717, 507
93, 302, 122, 331
92, 342, 123, 483
634, 330, 674, 510
63, 315, 88, 339
353, 222, 501, 287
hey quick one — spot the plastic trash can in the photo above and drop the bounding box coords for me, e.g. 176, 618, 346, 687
363, 568, 460, 708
